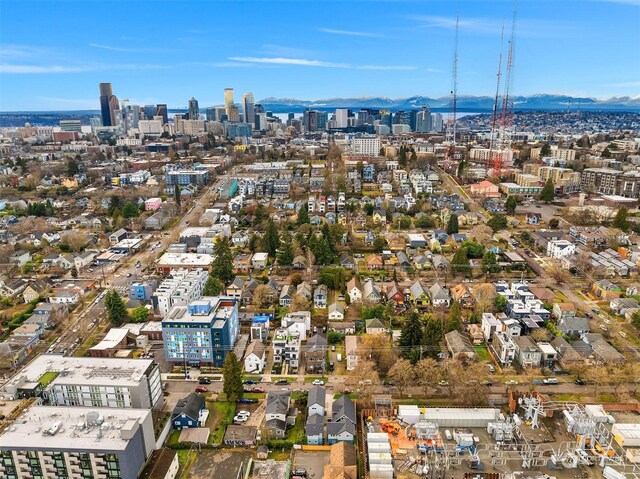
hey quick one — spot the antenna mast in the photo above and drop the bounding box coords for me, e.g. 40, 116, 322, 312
445, 15, 459, 158
489, 23, 505, 158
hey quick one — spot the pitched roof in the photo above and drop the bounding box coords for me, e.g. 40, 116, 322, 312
308, 385, 326, 409
266, 391, 290, 415
306, 334, 328, 352
366, 318, 386, 330
244, 340, 266, 359
429, 282, 450, 301
305, 413, 324, 436
409, 281, 427, 298
327, 420, 356, 437
328, 303, 344, 315
332, 395, 356, 422
325, 442, 358, 479
171, 393, 205, 421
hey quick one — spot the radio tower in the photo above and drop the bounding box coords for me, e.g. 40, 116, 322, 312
488, 23, 505, 163
493, 1, 517, 175
445, 15, 459, 161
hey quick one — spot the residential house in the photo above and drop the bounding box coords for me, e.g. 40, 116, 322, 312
365, 318, 387, 335
251, 252, 269, 270
244, 340, 266, 374
340, 254, 355, 270
450, 283, 475, 308
328, 303, 345, 321
362, 279, 381, 304
10, 250, 31, 266
292, 255, 307, 270
265, 391, 292, 438
308, 385, 326, 417
525, 212, 542, 225
547, 239, 576, 259
109, 228, 128, 245
553, 302, 576, 320
305, 413, 325, 445
383, 282, 404, 307
74, 251, 95, 271
329, 321, 356, 335
591, 279, 621, 299
279, 284, 294, 307
490, 331, 517, 366
297, 281, 313, 301
22, 280, 48, 303
346, 277, 362, 303
409, 281, 429, 308
431, 255, 449, 270
366, 254, 383, 271
467, 324, 484, 344
557, 317, 590, 337
226, 277, 244, 299
305, 334, 328, 374
413, 254, 430, 270
513, 336, 542, 368
282, 311, 312, 340
372, 210, 387, 224
550, 336, 584, 368
429, 283, 451, 307
171, 393, 206, 430
445, 330, 477, 360
314, 284, 328, 309
231, 231, 249, 247
272, 328, 302, 370
233, 253, 252, 275
610, 297, 640, 316
345, 335, 359, 371
327, 396, 356, 444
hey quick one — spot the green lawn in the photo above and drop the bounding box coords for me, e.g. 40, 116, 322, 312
333, 393, 360, 400
474, 346, 490, 362
209, 401, 235, 444
243, 392, 265, 399
553, 393, 583, 402
287, 414, 306, 443
291, 391, 308, 401
38, 371, 59, 387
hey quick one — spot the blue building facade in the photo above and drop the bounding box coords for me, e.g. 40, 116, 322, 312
129, 280, 157, 302
162, 297, 239, 367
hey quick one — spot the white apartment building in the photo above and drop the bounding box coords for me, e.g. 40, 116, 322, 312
0, 355, 163, 410
0, 406, 155, 479
352, 136, 381, 156
152, 268, 208, 317
547, 239, 577, 259
138, 119, 163, 135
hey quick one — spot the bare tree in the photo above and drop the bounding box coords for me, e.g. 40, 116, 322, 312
252, 285, 271, 309
289, 294, 310, 313
414, 357, 440, 398
62, 232, 89, 252
387, 359, 416, 398
345, 360, 379, 406
357, 333, 398, 377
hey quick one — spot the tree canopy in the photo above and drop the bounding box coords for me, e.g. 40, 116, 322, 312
105, 290, 128, 326
211, 237, 234, 284
540, 178, 555, 203
222, 352, 244, 402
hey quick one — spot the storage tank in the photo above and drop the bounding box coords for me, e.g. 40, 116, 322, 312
367, 432, 390, 443
369, 464, 394, 479
368, 452, 392, 465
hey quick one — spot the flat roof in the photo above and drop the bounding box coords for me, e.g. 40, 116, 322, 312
0, 406, 151, 451
158, 253, 214, 266
1, 355, 154, 391
89, 328, 130, 351
163, 297, 236, 325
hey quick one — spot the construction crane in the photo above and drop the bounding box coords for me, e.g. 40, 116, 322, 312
444, 14, 459, 164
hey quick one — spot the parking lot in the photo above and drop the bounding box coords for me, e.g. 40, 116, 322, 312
292, 450, 330, 479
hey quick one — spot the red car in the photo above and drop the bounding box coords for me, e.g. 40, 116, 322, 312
195, 386, 209, 393
251, 387, 265, 393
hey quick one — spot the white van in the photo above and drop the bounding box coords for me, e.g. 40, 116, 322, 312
336, 353, 342, 362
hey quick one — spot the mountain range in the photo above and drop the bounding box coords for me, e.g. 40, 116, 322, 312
257, 94, 640, 113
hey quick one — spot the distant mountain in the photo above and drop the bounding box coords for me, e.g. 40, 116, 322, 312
258, 94, 640, 112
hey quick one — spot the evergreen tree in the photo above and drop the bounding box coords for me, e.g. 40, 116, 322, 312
108, 196, 123, 216
211, 237, 234, 284
612, 207, 630, 232
67, 157, 79, 176
482, 250, 500, 273
253, 204, 266, 225
505, 196, 517, 215
540, 178, 555, 203
277, 231, 295, 266
540, 143, 552, 157
222, 352, 244, 402
451, 247, 469, 274
445, 301, 462, 332
263, 219, 280, 257
174, 186, 181, 210
297, 203, 310, 225
122, 202, 139, 218
446, 214, 459, 235
203, 276, 224, 295
423, 315, 443, 358
400, 309, 424, 350
105, 290, 128, 326
487, 214, 508, 232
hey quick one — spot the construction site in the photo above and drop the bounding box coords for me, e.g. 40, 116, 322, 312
359, 393, 640, 479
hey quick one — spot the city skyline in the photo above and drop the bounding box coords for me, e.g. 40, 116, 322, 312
1, 0, 639, 111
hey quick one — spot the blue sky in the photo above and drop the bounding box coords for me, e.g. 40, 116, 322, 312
1, 0, 639, 111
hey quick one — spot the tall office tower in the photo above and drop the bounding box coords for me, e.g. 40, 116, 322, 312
224, 88, 234, 116
156, 104, 168, 124
206, 107, 216, 121
227, 104, 239, 122
317, 111, 328, 131
143, 105, 156, 120
415, 106, 432, 132
242, 92, 255, 128
409, 110, 419, 132
90, 116, 103, 132
255, 112, 267, 130
393, 110, 411, 126
379, 110, 392, 129
357, 109, 372, 126
335, 109, 349, 128
188, 97, 199, 120
433, 113, 444, 132
98, 82, 119, 127
303, 109, 317, 132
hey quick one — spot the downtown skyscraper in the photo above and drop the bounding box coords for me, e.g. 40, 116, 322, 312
242, 92, 255, 127
98, 83, 119, 127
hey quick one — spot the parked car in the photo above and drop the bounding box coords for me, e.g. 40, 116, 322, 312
243, 379, 257, 384
239, 398, 258, 404
251, 387, 265, 393
575, 378, 586, 386
312, 380, 324, 386
504, 380, 519, 385
480, 380, 493, 386
274, 379, 288, 385
488, 365, 496, 373
543, 378, 559, 385
438, 380, 449, 386
532, 379, 544, 385
234, 415, 248, 423
198, 378, 211, 385
195, 386, 209, 393
328, 362, 335, 372
292, 469, 307, 477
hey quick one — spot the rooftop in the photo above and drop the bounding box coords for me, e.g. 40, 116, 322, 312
157, 252, 214, 266
0, 406, 151, 451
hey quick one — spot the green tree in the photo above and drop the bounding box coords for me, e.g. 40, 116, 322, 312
71, 266, 78, 278
423, 315, 443, 359
277, 231, 295, 266
549, 218, 559, 228
67, 157, 79, 176
108, 196, 123, 216
364, 204, 374, 216
105, 290, 128, 326
400, 309, 423, 352
451, 247, 470, 274
495, 295, 507, 313
487, 214, 508, 232
122, 202, 139, 218
446, 301, 462, 332
602, 147, 612, 158
211, 237, 234, 284
462, 241, 484, 259
174, 186, 181, 209
612, 207, 630, 232
222, 352, 244, 401
632, 311, 640, 332
482, 250, 500, 273
130, 306, 150, 323
505, 196, 517, 215
297, 203, 310, 225
540, 143, 552, 157
263, 219, 280, 257
373, 236, 387, 253
204, 275, 224, 295
446, 214, 459, 235
540, 178, 555, 203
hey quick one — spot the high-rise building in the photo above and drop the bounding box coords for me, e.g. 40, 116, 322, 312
188, 97, 199, 120
156, 104, 168, 124
60, 120, 82, 132
416, 106, 432, 132
143, 104, 156, 120
317, 111, 328, 131
335, 109, 349, 128
393, 110, 410, 126
98, 82, 119, 127
224, 88, 234, 116
227, 104, 239, 122
89, 116, 103, 132
242, 92, 255, 128
409, 109, 419, 131
433, 113, 444, 132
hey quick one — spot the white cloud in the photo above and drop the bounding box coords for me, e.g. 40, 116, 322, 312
89, 43, 143, 52
427, 68, 442, 73
229, 56, 415, 71
0, 62, 167, 74
318, 28, 385, 38
0, 44, 47, 59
